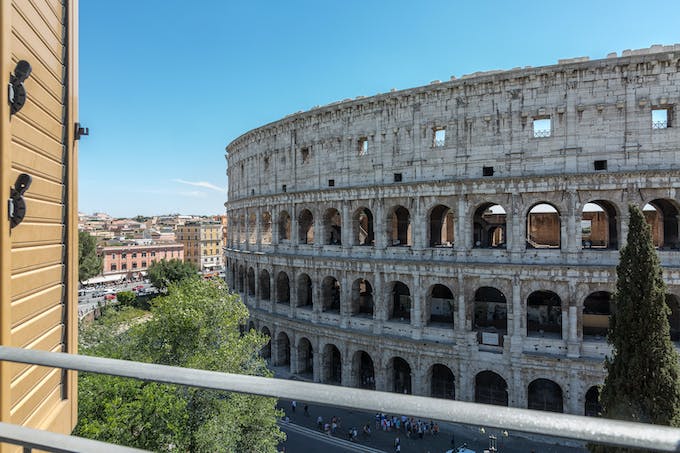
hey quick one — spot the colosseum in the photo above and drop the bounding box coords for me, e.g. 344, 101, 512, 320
224, 45, 680, 416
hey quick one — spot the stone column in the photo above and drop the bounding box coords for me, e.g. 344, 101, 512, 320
291, 204, 299, 246
341, 352, 352, 387
312, 269, 322, 323
509, 194, 521, 254
290, 338, 299, 374
412, 197, 424, 249
341, 203, 351, 251
374, 201, 386, 251
510, 275, 523, 356
255, 209, 262, 251
411, 274, 423, 340
268, 270, 274, 314
289, 269, 297, 319
272, 210, 280, 245
566, 190, 579, 257
254, 264, 260, 310
411, 367, 423, 396
313, 339, 323, 383
456, 197, 468, 251
374, 357, 387, 392
373, 272, 385, 334
456, 270, 467, 331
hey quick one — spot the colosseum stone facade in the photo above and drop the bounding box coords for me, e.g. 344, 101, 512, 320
224, 45, 680, 416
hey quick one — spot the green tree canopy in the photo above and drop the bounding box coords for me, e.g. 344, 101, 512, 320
78, 231, 102, 283
116, 290, 136, 306
147, 258, 198, 291
76, 279, 284, 451
590, 204, 680, 452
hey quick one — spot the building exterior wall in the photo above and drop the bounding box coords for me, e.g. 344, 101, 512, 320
177, 222, 224, 272
225, 46, 680, 416
0, 0, 79, 442
101, 244, 184, 277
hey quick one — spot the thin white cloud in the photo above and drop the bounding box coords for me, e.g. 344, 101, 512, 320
173, 179, 224, 193
179, 190, 208, 198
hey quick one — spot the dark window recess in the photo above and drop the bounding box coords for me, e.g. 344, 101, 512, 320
328, 179, 335, 187
483, 166, 494, 176
301, 147, 310, 163
251, 189, 255, 195
394, 173, 403, 182
594, 160, 607, 171
282, 184, 287, 192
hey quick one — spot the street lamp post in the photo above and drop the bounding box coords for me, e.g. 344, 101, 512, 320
479, 427, 508, 452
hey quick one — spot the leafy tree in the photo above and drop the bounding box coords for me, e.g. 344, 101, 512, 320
147, 259, 198, 291
590, 205, 680, 452
79, 231, 102, 283
76, 278, 284, 452
116, 290, 136, 306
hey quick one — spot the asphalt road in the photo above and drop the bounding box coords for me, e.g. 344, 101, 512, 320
78, 282, 156, 317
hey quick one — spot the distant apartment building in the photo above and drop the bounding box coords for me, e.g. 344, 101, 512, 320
101, 244, 185, 278
177, 221, 224, 272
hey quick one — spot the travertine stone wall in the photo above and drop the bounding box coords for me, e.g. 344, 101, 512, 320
224, 46, 680, 416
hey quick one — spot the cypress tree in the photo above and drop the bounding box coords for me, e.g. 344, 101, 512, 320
590, 204, 680, 452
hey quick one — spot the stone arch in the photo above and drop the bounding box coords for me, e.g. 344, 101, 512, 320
352, 350, 375, 389
296, 273, 313, 308
427, 284, 454, 326
583, 291, 613, 339
429, 204, 455, 247
581, 200, 619, 249
321, 276, 341, 312
428, 363, 455, 399
260, 326, 271, 358
387, 205, 411, 246
389, 281, 411, 321
585, 386, 601, 416
350, 278, 373, 316
276, 271, 290, 305
259, 269, 271, 300
643, 199, 680, 249
667, 294, 680, 342
275, 331, 291, 366
298, 209, 314, 244
261, 211, 272, 244
322, 343, 342, 384
526, 202, 561, 249
247, 267, 255, 296
527, 290, 562, 338
387, 356, 412, 394
296, 337, 314, 378
472, 202, 507, 248
528, 379, 563, 413
353, 207, 374, 246
475, 370, 508, 406
278, 210, 291, 241
323, 208, 342, 245
473, 287, 507, 343
248, 212, 257, 244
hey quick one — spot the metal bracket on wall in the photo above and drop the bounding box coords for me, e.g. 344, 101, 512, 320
9, 173, 32, 229
74, 122, 89, 140
8, 60, 31, 115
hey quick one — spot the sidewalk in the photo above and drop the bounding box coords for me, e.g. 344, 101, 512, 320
271, 365, 586, 453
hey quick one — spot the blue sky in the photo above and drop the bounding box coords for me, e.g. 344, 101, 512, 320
79, 0, 680, 217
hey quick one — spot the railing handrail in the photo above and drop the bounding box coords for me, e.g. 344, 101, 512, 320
0, 346, 679, 452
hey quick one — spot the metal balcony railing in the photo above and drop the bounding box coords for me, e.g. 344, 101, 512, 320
653, 120, 669, 129
0, 346, 679, 452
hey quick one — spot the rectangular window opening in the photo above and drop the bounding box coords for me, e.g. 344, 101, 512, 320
358, 138, 368, 156
328, 179, 335, 187
282, 184, 287, 192
594, 160, 607, 171
433, 128, 446, 147
533, 117, 551, 138
483, 166, 494, 176
652, 108, 671, 129
301, 147, 310, 163
394, 173, 403, 182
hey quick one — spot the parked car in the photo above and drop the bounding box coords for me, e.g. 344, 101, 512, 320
133, 285, 144, 292
104, 294, 116, 301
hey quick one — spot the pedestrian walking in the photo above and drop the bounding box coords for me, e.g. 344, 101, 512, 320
317, 415, 323, 430
304, 404, 309, 416
291, 400, 296, 413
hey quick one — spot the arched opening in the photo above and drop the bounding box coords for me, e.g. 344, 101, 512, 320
237, 265, 245, 293
261, 211, 272, 244
297, 338, 313, 378
644, 200, 680, 249
389, 281, 411, 321
389, 357, 412, 394
474, 287, 507, 344
582, 201, 618, 249
321, 276, 341, 312
260, 327, 271, 359
350, 278, 373, 317
585, 386, 602, 417
247, 267, 255, 296
528, 379, 563, 413
275, 332, 290, 366
527, 203, 561, 248
388, 206, 411, 246
475, 371, 508, 406
353, 207, 374, 246
248, 212, 257, 244
296, 274, 313, 308
473, 203, 506, 248
583, 291, 613, 339
353, 351, 375, 389
429, 204, 455, 247
278, 211, 291, 241
323, 344, 342, 384
259, 270, 271, 300
430, 364, 455, 399
238, 215, 246, 244
323, 208, 342, 245
276, 272, 290, 305
428, 284, 454, 326
298, 209, 314, 244
527, 290, 562, 338
667, 294, 680, 342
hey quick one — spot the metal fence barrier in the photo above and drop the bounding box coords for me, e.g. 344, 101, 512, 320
0, 346, 679, 452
